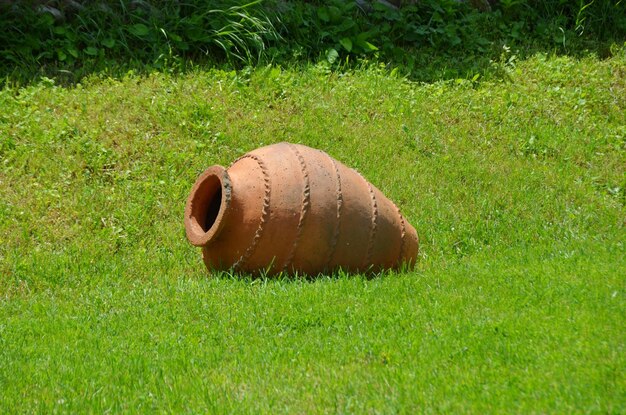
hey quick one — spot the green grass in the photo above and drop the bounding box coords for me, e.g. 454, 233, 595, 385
1, 51, 625, 413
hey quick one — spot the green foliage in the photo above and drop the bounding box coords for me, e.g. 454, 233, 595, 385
499, 0, 626, 41
2, 0, 625, 84
268, 0, 494, 68
0, 0, 279, 81
268, 0, 626, 79
1, 52, 625, 412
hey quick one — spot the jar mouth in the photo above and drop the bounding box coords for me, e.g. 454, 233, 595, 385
185, 165, 231, 247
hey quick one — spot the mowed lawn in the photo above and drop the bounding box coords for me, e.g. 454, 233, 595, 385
1, 52, 624, 413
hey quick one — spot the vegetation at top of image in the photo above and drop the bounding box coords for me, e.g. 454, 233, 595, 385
272, 0, 625, 73
1, 0, 625, 84
0, 0, 279, 83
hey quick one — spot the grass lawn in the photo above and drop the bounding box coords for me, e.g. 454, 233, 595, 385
1, 51, 625, 413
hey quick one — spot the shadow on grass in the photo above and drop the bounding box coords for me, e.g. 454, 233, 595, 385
1, 36, 624, 88
205, 264, 418, 283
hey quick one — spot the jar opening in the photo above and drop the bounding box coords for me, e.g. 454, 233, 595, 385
203, 186, 222, 232
185, 166, 231, 247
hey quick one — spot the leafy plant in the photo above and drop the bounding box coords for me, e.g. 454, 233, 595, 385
0, 0, 279, 83
1, 0, 624, 84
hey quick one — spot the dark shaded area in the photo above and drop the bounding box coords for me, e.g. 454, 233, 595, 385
204, 187, 222, 233
0, 0, 624, 86
270, 0, 625, 80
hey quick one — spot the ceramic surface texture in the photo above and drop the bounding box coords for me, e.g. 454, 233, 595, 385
185, 142, 418, 275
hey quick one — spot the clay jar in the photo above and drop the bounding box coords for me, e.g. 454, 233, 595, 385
185, 142, 418, 275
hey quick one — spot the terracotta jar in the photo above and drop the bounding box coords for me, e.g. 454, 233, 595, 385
185, 142, 418, 275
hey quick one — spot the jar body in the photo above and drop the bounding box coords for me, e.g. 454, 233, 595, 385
185, 142, 418, 275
